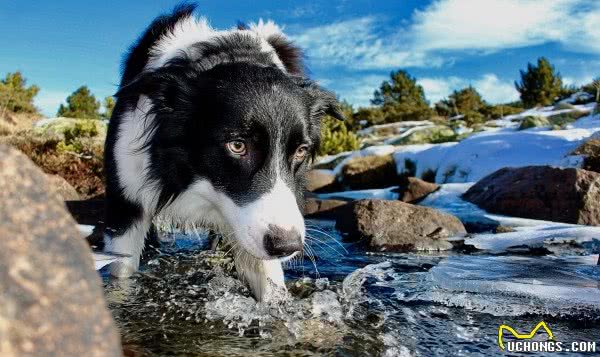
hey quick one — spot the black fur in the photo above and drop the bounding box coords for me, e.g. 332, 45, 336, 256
104, 5, 343, 243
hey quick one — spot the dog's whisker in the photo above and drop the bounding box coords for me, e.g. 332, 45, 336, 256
305, 228, 348, 253
305, 236, 346, 257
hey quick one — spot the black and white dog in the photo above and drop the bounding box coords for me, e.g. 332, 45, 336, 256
103, 4, 342, 301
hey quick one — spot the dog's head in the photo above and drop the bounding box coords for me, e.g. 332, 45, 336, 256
118, 58, 343, 260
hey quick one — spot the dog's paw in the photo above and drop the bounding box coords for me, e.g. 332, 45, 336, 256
109, 259, 137, 278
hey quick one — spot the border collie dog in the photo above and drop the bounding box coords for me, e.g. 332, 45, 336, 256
104, 4, 343, 301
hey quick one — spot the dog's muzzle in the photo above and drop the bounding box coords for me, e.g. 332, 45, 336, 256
263, 224, 303, 258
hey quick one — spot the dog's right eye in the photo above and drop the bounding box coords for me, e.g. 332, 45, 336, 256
226, 140, 247, 156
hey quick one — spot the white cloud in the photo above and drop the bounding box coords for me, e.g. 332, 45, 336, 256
418, 74, 519, 104
291, 0, 600, 70
34, 89, 68, 117
293, 17, 444, 70
473, 74, 520, 103
412, 0, 572, 52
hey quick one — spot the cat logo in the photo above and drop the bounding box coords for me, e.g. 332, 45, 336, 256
498, 321, 555, 352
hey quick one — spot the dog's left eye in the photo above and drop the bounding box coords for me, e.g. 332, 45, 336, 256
294, 144, 309, 161
226, 140, 247, 156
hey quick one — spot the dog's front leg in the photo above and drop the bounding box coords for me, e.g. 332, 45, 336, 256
234, 251, 286, 302
104, 215, 152, 277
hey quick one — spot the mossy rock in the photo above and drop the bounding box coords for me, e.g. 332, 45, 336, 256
552, 102, 576, 111
546, 111, 588, 128
388, 125, 456, 145
518, 116, 550, 130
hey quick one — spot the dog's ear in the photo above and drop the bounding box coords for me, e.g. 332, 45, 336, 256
115, 67, 193, 110
115, 70, 160, 99
266, 35, 304, 76
296, 78, 345, 121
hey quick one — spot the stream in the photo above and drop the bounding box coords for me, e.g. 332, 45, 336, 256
103, 218, 600, 356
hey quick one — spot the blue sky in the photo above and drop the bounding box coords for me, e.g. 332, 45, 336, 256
1, 0, 599, 116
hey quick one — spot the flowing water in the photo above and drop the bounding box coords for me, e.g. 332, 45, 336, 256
103, 219, 600, 356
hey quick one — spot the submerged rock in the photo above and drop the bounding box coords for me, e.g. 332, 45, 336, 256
463, 166, 600, 226
0, 144, 121, 356
340, 154, 399, 190
336, 199, 465, 252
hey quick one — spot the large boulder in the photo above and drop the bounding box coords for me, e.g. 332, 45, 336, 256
463, 166, 600, 225
397, 176, 439, 203
336, 199, 466, 252
305, 169, 338, 192
0, 145, 121, 356
47, 173, 81, 201
339, 154, 399, 190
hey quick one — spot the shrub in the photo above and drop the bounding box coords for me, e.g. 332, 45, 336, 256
481, 104, 524, 119
0, 121, 12, 136
318, 118, 360, 156
0, 72, 39, 114
353, 107, 385, 127
102, 96, 115, 120
1, 132, 104, 197
462, 110, 485, 127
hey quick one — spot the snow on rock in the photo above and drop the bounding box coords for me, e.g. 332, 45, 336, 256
394, 112, 600, 183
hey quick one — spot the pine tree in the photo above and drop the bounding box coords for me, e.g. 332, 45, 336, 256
443, 86, 486, 114
0, 71, 39, 114
372, 70, 432, 122
515, 57, 564, 108
57, 86, 100, 119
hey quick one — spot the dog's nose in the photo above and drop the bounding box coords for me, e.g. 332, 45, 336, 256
263, 224, 303, 258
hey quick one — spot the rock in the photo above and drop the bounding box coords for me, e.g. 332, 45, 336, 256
336, 199, 466, 252
305, 169, 337, 192
0, 145, 121, 356
397, 176, 439, 203
340, 154, 399, 190
303, 198, 349, 219
572, 139, 600, 173
518, 115, 550, 130
494, 225, 516, 233
463, 166, 600, 226
47, 173, 81, 201
386, 125, 456, 145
